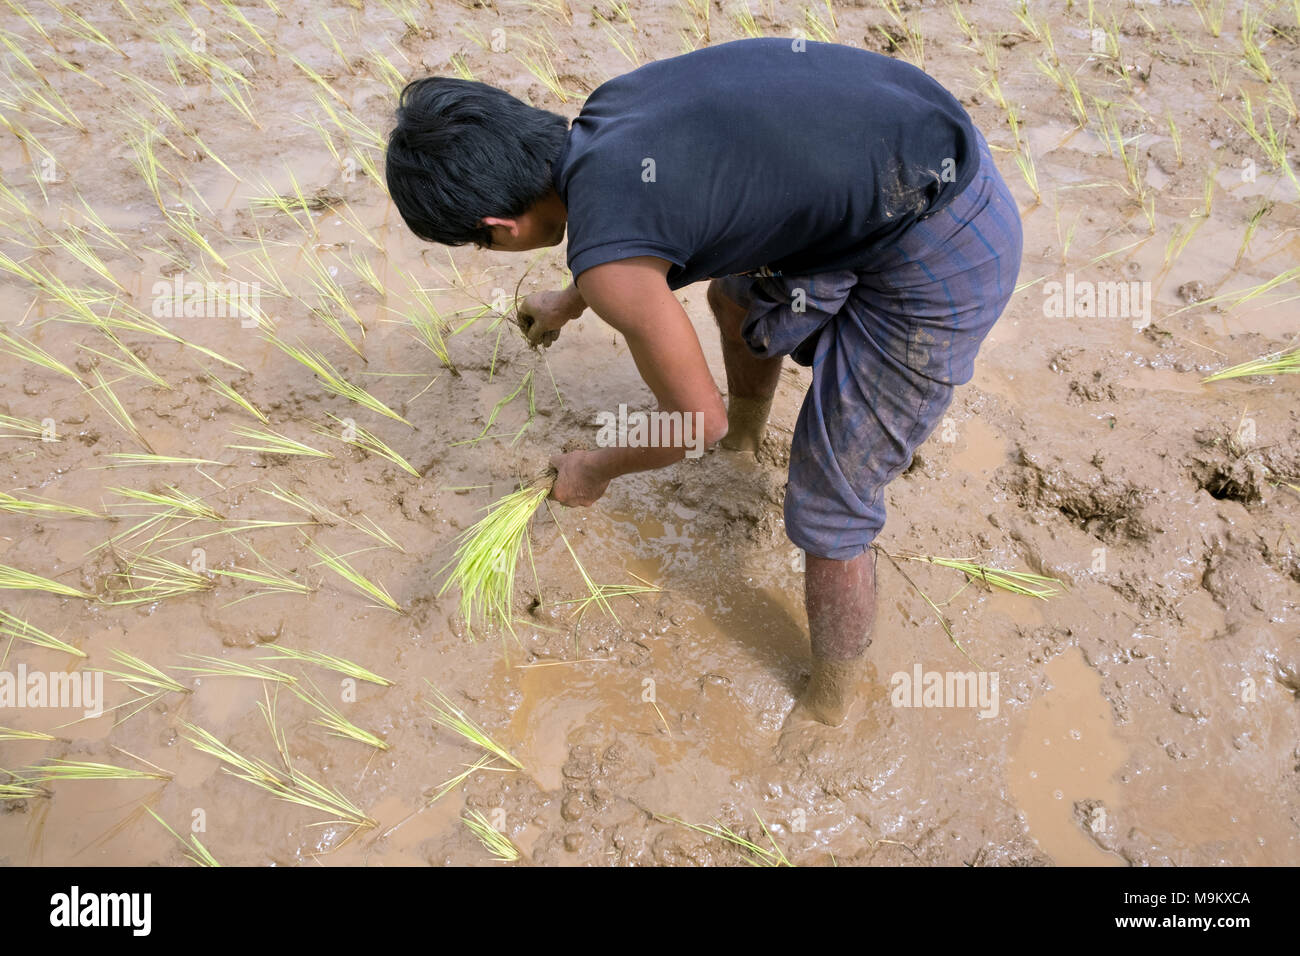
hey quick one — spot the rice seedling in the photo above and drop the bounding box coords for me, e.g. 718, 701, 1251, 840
596, 11, 640, 66
19, 758, 172, 784
514, 40, 576, 103
449, 52, 474, 81
176, 654, 296, 684
307, 539, 402, 613
226, 424, 335, 459
100, 649, 189, 724
522, 0, 572, 24
947, 0, 977, 46
0, 777, 48, 800
270, 338, 412, 427
393, 267, 460, 375
101, 453, 228, 469
425, 681, 524, 770
101, 551, 214, 605
552, 576, 662, 626
47, 0, 128, 57
877, 0, 924, 69
290, 679, 388, 750
1203, 345, 1300, 383
0, 327, 78, 382
145, 807, 220, 866
181, 716, 375, 833
1191, 0, 1227, 36
0, 413, 53, 441
258, 483, 403, 552
205, 373, 268, 424
0, 723, 56, 742
1236, 200, 1271, 266
288, 52, 348, 109
456, 370, 537, 447
438, 472, 555, 635
79, 333, 170, 390
213, 546, 316, 605
1015, 144, 1041, 206
896, 554, 1065, 600
730, 1, 763, 38
313, 414, 419, 477
1166, 112, 1183, 167
109, 486, 223, 521
0, 568, 92, 601
657, 811, 793, 866
1240, 4, 1274, 84
876, 548, 981, 668
1222, 91, 1299, 195
462, 809, 520, 862
256, 646, 392, 686
0, 492, 102, 519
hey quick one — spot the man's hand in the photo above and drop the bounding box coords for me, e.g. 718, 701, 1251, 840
549, 449, 611, 507
517, 287, 585, 347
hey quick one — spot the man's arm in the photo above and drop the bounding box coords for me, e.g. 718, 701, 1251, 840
549, 256, 728, 506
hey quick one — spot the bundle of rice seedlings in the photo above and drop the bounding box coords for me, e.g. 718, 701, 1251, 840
657, 811, 793, 867
899, 554, 1064, 600
307, 540, 402, 613
425, 681, 524, 770
0, 776, 48, 800
256, 646, 392, 686
0, 566, 92, 600
145, 807, 220, 867
438, 471, 555, 635
0, 610, 86, 657
462, 809, 520, 862
290, 679, 388, 750
1202, 345, 1300, 383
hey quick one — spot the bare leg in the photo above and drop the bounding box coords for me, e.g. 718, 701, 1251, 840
707, 279, 783, 453
788, 548, 876, 726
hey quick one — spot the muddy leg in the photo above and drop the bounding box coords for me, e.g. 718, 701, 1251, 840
787, 548, 876, 726
707, 279, 782, 454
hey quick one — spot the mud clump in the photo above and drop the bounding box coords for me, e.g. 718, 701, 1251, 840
1002, 448, 1152, 542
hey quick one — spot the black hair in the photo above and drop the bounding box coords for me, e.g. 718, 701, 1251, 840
385, 78, 569, 247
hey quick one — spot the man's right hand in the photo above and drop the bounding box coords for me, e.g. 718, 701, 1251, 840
517, 287, 585, 347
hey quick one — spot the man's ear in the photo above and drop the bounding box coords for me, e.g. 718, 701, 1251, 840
481, 216, 519, 236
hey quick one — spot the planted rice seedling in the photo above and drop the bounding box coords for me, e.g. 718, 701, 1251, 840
314, 413, 420, 476
101, 648, 189, 724
146, 807, 220, 866
307, 539, 402, 613
425, 681, 524, 770
1202, 345, 1300, 383
0, 726, 56, 741
290, 678, 388, 750
270, 338, 412, 426
213, 545, 316, 605
0, 610, 85, 656
462, 808, 520, 862
0, 568, 92, 601
0, 327, 79, 381
0, 413, 53, 441
257, 646, 392, 686
109, 486, 223, 521
0, 492, 102, 519
227, 424, 335, 459
101, 551, 214, 605
176, 654, 296, 684
438, 472, 554, 635
205, 373, 268, 424
181, 716, 375, 833
18, 758, 172, 784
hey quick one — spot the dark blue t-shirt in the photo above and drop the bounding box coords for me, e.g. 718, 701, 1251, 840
553, 38, 980, 290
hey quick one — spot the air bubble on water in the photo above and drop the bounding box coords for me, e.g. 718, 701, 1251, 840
1069, 728, 1081, 740
1053, 789, 1064, 800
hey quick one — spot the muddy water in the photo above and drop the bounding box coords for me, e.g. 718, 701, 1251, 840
3, 0, 1299, 867
1009, 647, 1127, 866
